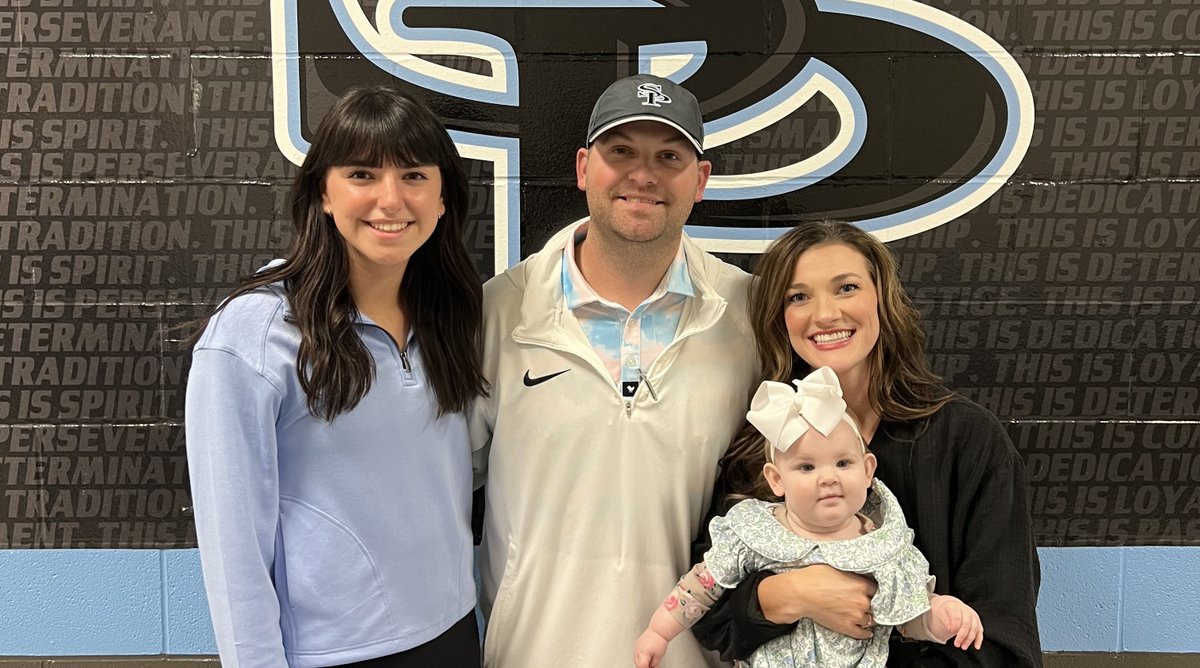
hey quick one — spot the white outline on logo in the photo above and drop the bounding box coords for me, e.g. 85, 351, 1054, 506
270, 0, 1033, 264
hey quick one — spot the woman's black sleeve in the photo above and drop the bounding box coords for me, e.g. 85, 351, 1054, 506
691, 571, 797, 660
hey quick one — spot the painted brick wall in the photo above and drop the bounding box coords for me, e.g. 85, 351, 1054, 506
0, 0, 1196, 658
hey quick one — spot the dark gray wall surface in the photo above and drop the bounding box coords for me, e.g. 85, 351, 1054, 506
0, 0, 1196, 549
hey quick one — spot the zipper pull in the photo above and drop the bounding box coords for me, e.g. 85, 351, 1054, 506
624, 399, 632, 418
638, 370, 659, 401
400, 349, 412, 373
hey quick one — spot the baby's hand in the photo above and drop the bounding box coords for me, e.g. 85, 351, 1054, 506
927, 594, 984, 650
633, 628, 669, 668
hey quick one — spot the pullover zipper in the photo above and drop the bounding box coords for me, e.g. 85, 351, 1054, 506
638, 370, 659, 400
398, 347, 417, 385
374, 324, 415, 385
620, 297, 723, 417
624, 371, 660, 418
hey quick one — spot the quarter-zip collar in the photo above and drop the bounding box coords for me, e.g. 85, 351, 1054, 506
511, 219, 728, 351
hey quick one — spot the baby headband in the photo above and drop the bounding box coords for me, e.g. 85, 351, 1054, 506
745, 366, 865, 461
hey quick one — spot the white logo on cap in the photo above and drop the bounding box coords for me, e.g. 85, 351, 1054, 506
637, 83, 671, 107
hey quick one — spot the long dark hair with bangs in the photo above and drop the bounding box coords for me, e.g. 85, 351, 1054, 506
196, 85, 486, 420
719, 220, 953, 500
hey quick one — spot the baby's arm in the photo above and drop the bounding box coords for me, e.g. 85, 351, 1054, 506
633, 607, 682, 668
897, 593, 984, 650
634, 562, 726, 668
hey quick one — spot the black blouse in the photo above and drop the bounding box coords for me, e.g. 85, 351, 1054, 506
691, 397, 1043, 667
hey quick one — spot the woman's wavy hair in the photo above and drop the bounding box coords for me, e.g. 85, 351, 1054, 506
719, 221, 952, 500
193, 85, 486, 420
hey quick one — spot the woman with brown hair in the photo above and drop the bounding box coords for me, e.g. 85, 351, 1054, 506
185, 86, 485, 667
693, 221, 1042, 666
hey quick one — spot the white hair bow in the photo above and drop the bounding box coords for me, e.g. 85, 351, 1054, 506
746, 366, 853, 458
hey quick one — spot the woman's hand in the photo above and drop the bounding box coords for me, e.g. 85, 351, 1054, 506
757, 565, 877, 639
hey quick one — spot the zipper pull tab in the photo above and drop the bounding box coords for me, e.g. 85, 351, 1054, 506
638, 370, 659, 401
400, 349, 412, 373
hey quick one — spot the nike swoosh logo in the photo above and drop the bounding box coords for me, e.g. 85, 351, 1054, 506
523, 369, 569, 387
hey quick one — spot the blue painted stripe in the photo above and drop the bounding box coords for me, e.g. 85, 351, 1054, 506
0, 549, 164, 655
0, 547, 1195, 654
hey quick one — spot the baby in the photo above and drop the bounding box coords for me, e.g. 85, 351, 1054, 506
634, 367, 983, 667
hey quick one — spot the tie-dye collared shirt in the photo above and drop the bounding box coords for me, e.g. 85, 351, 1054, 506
561, 225, 693, 394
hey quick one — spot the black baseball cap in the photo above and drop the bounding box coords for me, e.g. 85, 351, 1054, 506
585, 74, 704, 154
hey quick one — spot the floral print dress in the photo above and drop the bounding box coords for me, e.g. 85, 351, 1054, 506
703, 479, 932, 668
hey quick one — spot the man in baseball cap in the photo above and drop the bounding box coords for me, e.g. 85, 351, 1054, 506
473, 73, 755, 668
586, 73, 706, 155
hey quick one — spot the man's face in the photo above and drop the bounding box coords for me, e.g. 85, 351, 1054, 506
575, 120, 711, 246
